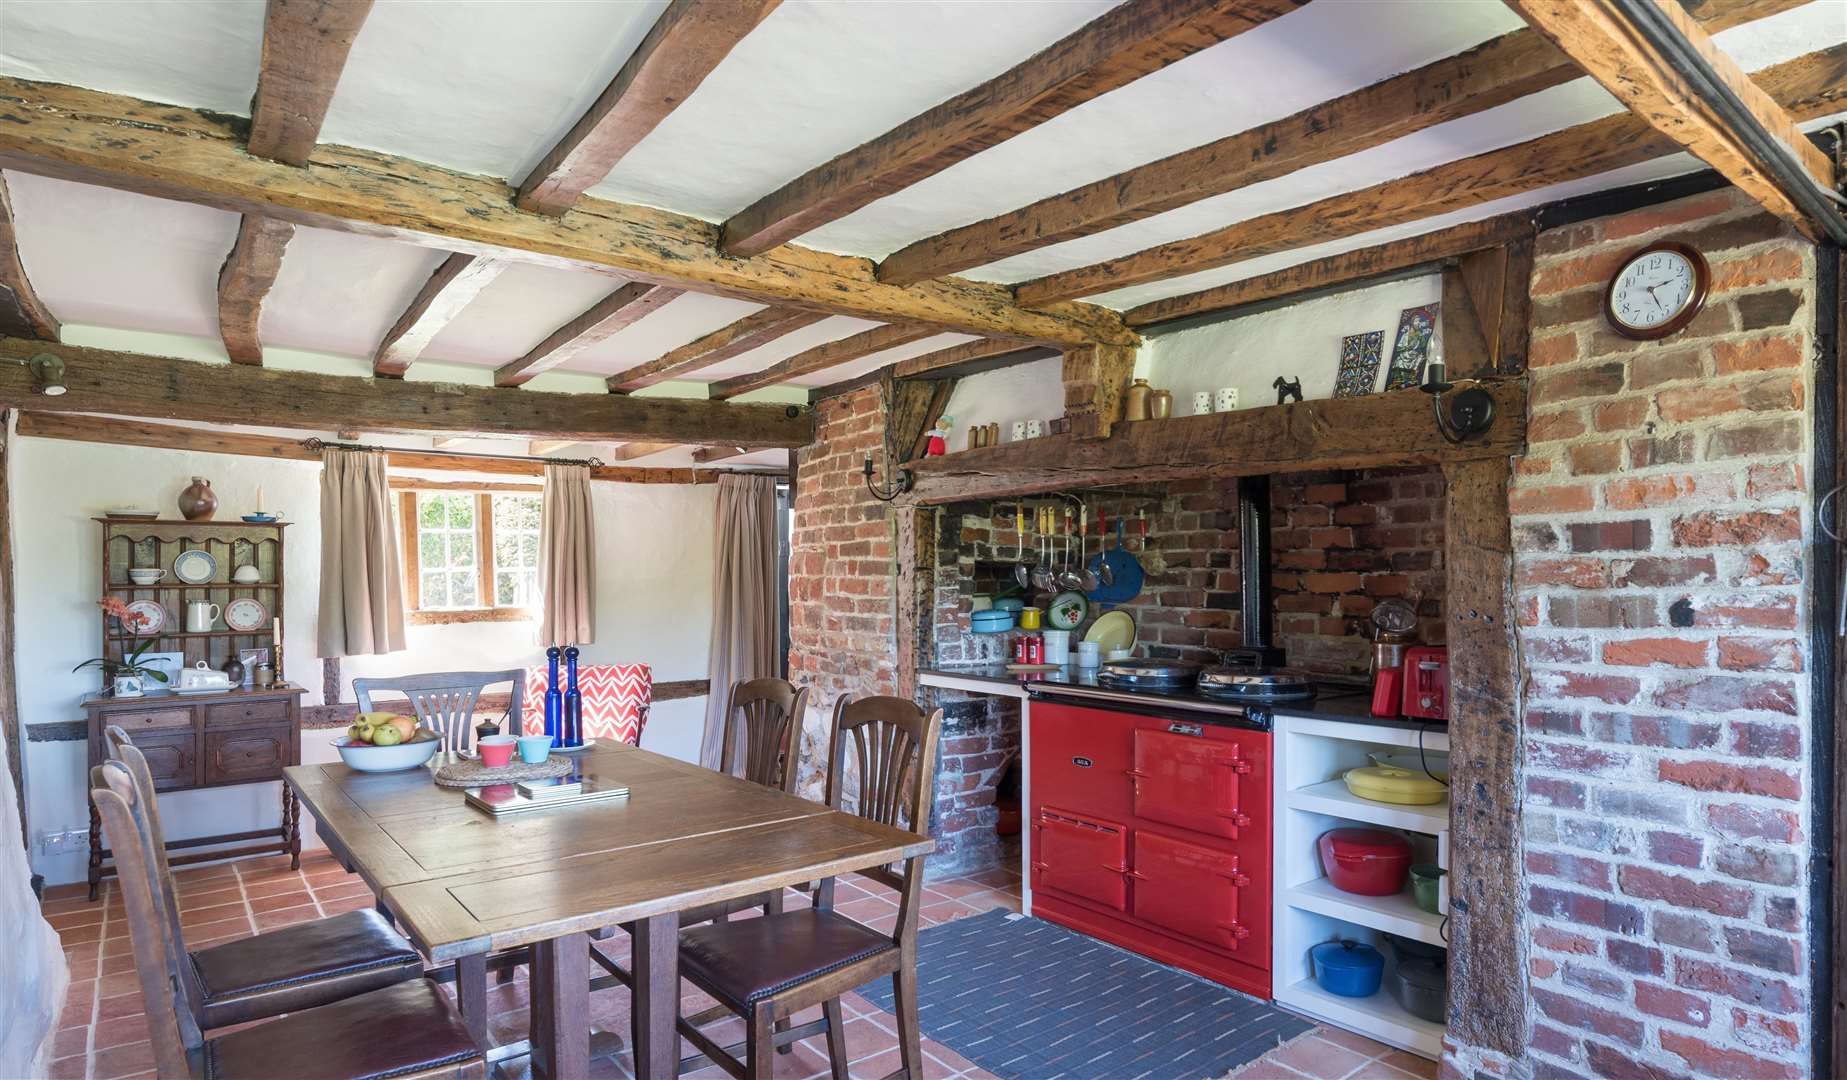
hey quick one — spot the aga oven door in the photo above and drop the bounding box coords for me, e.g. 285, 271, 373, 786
1130, 831, 1257, 955
1129, 724, 1253, 840
1031, 808, 1129, 911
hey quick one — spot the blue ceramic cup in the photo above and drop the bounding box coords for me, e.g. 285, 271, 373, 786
516, 734, 553, 764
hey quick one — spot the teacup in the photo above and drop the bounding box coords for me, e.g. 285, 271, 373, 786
517, 735, 553, 765
478, 735, 516, 768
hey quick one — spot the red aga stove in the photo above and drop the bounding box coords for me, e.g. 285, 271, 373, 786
1025, 658, 1316, 1000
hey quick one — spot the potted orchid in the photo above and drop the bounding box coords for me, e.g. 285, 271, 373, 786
76, 597, 169, 697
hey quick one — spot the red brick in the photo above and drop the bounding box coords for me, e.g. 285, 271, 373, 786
1732, 720, 1801, 759
1706, 802, 1801, 843
1539, 671, 1641, 704
1567, 519, 1651, 552
1713, 334, 1802, 374
1731, 1009, 1802, 1056
1717, 636, 1801, 672
1659, 758, 1799, 800
1526, 636, 1592, 664
1607, 938, 1665, 976
1519, 557, 1608, 589
1692, 594, 1798, 630
1511, 483, 1595, 516
1601, 637, 1707, 668
1529, 884, 1644, 934
1531, 987, 1644, 1046
1656, 384, 1742, 422
1670, 508, 1800, 547
1533, 925, 1599, 955
1617, 865, 1752, 917
1645, 830, 1704, 869
1592, 396, 1650, 432
1532, 248, 1631, 296
1601, 189, 1740, 240
1529, 1024, 1579, 1061
1533, 362, 1626, 407
1602, 472, 1732, 510
1529, 331, 1581, 367
1707, 418, 1801, 459
1713, 843, 1799, 887
1561, 961, 1626, 999
1711, 247, 1804, 291
1526, 777, 1586, 808
1660, 1031, 1800, 1080
1566, 440, 1623, 476
1635, 982, 1712, 1027
1725, 927, 1801, 975
1526, 739, 1627, 775
1612, 555, 1715, 587
1526, 850, 1612, 890
1530, 410, 1588, 443
1654, 676, 1797, 717
1744, 462, 1803, 499
1654, 911, 1716, 953
1630, 347, 1703, 389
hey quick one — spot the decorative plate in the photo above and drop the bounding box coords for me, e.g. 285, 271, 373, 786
1083, 610, 1136, 654
123, 601, 167, 636
224, 597, 269, 632
104, 508, 159, 520
172, 549, 217, 584
1047, 591, 1088, 631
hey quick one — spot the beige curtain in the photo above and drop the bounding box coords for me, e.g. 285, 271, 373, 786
702, 474, 778, 769
316, 448, 406, 656
540, 463, 596, 646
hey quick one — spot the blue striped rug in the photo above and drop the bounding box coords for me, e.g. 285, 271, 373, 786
861, 909, 1312, 1080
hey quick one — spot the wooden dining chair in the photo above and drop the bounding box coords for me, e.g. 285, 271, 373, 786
91, 759, 485, 1079
673, 694, 942, 1080
103, 726, 427, 1031
353, 669, 525, 754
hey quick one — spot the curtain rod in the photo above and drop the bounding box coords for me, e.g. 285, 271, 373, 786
303, 437, 604, 468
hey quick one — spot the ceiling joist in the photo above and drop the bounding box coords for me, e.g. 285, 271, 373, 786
707, 322, 938, 400
718, 0, 1306, 257
891, 337, 1044, 379
373, 253, 509, 377
604, 306, 825, 393
1013, 42, 1847, 307
875, 0, 1797, 286
690, 445, 749, 464
494, 281, 682, 387
0, 77, 1135, 349
517, 0, 781, 216
1505, 0, 1841, 241
609, 441, 680, 460
215, 215, 294, 365
0, 335, 813, 447
0, 174, 58, 341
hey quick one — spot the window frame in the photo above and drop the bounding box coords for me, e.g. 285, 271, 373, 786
398, 487, 543, 625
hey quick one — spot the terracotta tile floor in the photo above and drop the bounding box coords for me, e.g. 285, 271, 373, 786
42, 849, 1435, 1080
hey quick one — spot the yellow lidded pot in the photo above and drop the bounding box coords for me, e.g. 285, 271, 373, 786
1343, 765, 1447, 806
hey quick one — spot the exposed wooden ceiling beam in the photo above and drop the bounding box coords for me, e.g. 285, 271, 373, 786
0, 336, 813, 447
875, 0, 1797, 285
718, 0, 1305, 257
517, 0, 780, 215
604, 307, 826, 392
215, 215, 294, 364
0, 173, 58, 341
15, 411, 715, 484
890, 337, 1048, 379
373, 253, 509, 377
1122, 214, 1535, 327
494, 281, 681, 387
609, 441, 679, 460
1013, 42, 1847, 307
246, 0, 375, 166
690, 445, 748, 464
0, 78, 1135, 349
1504, 0, 1838, 240
707, 323, 938, 400
430, 436, 472, 449
529, 440, 580, 455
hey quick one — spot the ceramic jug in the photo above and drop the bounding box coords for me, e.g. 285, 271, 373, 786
178, 477, 218, 521
186, 601, 221, 633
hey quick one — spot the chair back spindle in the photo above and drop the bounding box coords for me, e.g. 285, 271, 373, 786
822, 696, 941, 931
723, 678, 809, 792
353, 670, 525, 754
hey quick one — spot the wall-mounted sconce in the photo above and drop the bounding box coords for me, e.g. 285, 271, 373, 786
1, 351, 67, 396
1419, 359, 1493, 444
863, 454, 912, 503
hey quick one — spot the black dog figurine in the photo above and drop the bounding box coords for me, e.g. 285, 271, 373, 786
1274, 376, 1303, 405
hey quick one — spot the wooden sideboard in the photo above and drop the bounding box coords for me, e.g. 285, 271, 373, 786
83, 686, 306, 900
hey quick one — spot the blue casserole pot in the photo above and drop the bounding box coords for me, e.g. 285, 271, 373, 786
970, 609, 1015, 634
1310, 940, 1384, 998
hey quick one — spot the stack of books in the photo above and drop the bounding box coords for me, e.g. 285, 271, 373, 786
464, 770, 630, 816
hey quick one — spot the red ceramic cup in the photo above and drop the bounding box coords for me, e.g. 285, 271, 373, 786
478, 735, 516, 768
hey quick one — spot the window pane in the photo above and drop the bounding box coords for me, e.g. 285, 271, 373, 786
418, 494, 444, 528
449, 571, 477, 608
519, 533, 539, 566
447, 496, 474, 529
450, 530, 475, 567
523, 570, 540, 607
421, 571, 447, 609
496, 572, 518, 606
419, 531, 444, 566
494, 528, 519, 570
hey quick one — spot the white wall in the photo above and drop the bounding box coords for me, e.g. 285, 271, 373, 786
1143, 273, 1442, 409
940, 356, 1064, 447
14, 431, 718, 883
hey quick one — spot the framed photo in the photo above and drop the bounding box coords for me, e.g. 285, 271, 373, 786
238, 648, 270, 689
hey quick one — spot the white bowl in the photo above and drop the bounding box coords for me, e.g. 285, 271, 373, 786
333, 733, 440, 773
127, 569, 164, 585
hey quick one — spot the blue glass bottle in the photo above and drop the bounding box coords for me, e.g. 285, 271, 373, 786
543, 646, 563, 748
563, 647, 583, 748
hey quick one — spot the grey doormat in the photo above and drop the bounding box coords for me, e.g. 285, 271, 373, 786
860, 909, 1313, 1080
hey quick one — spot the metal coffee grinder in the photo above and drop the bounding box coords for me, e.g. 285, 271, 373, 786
1369, 598, 1420, 718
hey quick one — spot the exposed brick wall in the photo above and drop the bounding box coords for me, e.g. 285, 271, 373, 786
1492, 187, 1817, 1080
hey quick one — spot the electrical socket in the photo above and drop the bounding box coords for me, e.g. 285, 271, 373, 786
38, 829, 86, 856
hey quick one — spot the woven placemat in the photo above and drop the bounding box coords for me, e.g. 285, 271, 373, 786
433, 755, 575, 788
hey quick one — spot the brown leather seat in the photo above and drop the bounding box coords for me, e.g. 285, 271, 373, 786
191, 908, 426, 1029
679, 909, 895, 1007
204, 977, 480, 1079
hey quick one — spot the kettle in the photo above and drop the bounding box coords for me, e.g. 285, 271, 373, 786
177, 661, 234, 693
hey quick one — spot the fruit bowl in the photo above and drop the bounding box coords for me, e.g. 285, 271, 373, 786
333, 729, 440, 773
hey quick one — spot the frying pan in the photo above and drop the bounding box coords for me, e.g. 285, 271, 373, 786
1087, 518, 1144, 606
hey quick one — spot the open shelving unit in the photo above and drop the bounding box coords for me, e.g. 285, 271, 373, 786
1271, 712, 1450, 1059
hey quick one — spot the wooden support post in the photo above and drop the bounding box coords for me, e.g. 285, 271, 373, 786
1441, 266, 1495, 380
1496, 233, 1536, 375
1442, 455, 1523, 1054
894, 505, 934, 700
1061, 343, 1136, 439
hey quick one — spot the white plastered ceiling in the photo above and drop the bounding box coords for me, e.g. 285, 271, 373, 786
1, 0, 1843, 423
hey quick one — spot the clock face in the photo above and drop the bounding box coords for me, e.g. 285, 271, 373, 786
1606, 243, 1708, 339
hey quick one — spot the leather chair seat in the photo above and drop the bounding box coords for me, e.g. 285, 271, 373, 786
679, 909, 895, 1007
205, 977, 479, 1079
190, 908, 425, 1029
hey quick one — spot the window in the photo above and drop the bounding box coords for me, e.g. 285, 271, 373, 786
399, 489, 543, 623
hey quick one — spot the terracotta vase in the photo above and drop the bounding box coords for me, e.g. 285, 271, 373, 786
177, 477, 218, 521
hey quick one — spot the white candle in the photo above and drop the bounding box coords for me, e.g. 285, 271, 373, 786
256, 485, 265, 512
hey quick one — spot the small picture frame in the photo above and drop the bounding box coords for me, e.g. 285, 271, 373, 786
238, 648, 270, 689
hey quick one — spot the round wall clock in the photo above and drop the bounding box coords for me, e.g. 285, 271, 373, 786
1603, 241, 1710, 340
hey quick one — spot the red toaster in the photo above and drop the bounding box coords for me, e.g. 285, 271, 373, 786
1400, 646, 1448, 720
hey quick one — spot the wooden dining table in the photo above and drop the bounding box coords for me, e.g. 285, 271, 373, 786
286, 741, 932, 1079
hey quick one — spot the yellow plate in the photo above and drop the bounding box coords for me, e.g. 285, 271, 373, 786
1083, 610, 1136, 654
1343, 765, 1447, 805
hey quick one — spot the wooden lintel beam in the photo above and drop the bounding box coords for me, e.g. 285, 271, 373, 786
1504, 0, 1837, 240
1122, 214, 1535, 327
875, 0, 1801, 285
431, 436, 472, 450
216, 215, 295, 365
14, 411, 715, 484
608, 440, 679, 461
605, 307, 826, 393
719, 0, 1304, 256
890, 338, 1035, 379
690, 445, 748, 464
906, 379, 1528, 502
707, 323, 938, 400
0, 173, 58, 341
517, 0, 780, 215
0, 336, 813, 447
0, 77, 1136, 349
1060, 343, 1136, 440
1013, 42, 1847, 307
373, 253, 508, 378
246, 0, 375, 166
494, 282, 681, 387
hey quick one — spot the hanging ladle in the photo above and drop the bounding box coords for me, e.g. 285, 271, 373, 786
1012, 503, 1031, 589
1058, 503, 1090, 590
1073, 502, 1101, 590
1093, 507, 1115, 587
1030, 505, 1056, 591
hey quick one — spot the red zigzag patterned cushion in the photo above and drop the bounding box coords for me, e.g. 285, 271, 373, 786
521, 663, 652, 746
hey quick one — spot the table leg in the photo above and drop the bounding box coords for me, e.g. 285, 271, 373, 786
632, 911, 680, 1080
530, 934, 588, 1080
456, 953, 488, 1049
283, 784, 301, 869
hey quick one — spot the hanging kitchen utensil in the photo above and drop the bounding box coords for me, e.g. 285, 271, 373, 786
1086, 517, 1144, 606
1057, 504, 1086, 589
1089, 507, 1115, 587
1013, 504, 1030, 589
1031, 505, 1055, 591
1074, 502, 1100, 590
